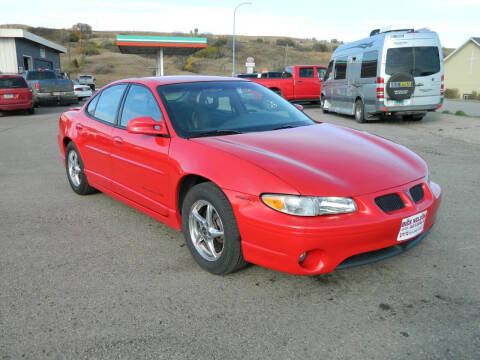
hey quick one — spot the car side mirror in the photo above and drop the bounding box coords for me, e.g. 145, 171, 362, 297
293, 104, 304, 112
126, 116, 168, 136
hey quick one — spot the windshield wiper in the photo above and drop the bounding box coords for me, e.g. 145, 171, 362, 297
187, 129, 243, 139
271, 125, 299, 131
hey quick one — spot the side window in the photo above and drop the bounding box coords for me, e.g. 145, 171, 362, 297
86, 94, 99, 116
334, 57, 348, 80
120, 84, 162, 127
361, 50, 379, 78
94, 84, 127, 124
326, 60, 334, 80
299, 67, 314, 78
316, 67, 327, 80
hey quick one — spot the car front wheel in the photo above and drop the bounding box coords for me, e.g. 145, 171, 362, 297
182, 182, 247, 275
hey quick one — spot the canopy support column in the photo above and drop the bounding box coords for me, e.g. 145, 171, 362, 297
156, 48, 164, 76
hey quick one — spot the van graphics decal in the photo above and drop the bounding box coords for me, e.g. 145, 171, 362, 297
344, 41, 375, 50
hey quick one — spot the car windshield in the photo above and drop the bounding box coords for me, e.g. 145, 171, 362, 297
79, 76, 92, 80
0, 77, 28, 89
385, 46, 440, 77
157, 81, 314, 138
26, 71, 57, 80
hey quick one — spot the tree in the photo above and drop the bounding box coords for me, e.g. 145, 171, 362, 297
72, 23, 92, 39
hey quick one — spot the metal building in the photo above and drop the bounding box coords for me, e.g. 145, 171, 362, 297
0, 28, 66, 74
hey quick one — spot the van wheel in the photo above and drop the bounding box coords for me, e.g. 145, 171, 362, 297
354, 99, 365, 123
321, 96, 328, 113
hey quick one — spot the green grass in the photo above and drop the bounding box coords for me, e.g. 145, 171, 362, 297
455, 110, 467, 116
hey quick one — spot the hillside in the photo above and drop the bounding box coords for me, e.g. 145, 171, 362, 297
0, 24, 336, 86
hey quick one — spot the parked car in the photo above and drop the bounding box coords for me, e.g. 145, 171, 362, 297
25, 70, 77, 106
0, 74, 34, 115
250, 65, 327, 103
77, 74, 96, 91
72, 81, 93, 100
58, 76, 441, 275
235, 73, 259, 79
259, 71, 283, 79
320, 27, 444, 122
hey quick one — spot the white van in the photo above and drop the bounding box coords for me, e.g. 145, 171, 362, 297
320, 27, 444, 122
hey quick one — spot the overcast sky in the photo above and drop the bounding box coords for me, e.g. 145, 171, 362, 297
1, 0, 479, 48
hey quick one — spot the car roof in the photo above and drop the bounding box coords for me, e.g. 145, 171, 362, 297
109, 75, 247, 87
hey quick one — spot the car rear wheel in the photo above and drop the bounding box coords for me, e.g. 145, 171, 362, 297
354, 99, 365, 123
27, 107, 34, 115
65, 142, 97, 195
182, 182, 247, 275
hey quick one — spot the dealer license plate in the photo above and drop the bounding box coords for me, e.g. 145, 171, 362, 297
397, 210, 427, 241
3, 94, 14, 99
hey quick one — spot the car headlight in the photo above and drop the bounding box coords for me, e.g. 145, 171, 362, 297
261, 194, 357, 217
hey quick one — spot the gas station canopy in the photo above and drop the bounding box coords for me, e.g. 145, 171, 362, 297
116, 35, 207, 76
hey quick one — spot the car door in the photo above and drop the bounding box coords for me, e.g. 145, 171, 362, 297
79, 84, 127, 190
333, 57, 348, 111
294, 67, 319, 99
110, 84, 171, 217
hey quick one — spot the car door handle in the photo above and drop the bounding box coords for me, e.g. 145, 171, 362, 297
113, 136, 123, 145
297, 80, 303, 83
75, 124, 83, 131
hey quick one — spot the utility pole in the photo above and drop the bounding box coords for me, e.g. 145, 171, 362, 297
232, 2, 252, 76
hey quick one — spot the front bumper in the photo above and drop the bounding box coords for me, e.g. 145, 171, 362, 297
225, 179, 441, 275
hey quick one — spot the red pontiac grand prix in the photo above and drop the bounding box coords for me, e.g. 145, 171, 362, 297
58, 76, 441, 275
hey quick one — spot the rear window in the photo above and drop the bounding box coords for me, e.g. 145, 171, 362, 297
0, 77, 28, 89
26, 71, 57, 80
386, 46, 440, 77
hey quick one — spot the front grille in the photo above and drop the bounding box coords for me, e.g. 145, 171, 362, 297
375, 193, 405, 212
410, 184, 424, 203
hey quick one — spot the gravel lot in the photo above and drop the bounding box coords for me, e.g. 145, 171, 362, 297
1, 105, 479, 359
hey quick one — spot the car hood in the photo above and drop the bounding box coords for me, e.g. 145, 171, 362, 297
192, 123, 427, 196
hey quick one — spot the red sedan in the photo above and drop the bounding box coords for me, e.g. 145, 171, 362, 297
57, 76, 441, 275
0, 75, 34, 115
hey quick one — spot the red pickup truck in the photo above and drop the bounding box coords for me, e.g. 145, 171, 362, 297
250, 65, 327, 102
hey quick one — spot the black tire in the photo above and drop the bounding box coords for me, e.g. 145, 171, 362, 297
65, 142, 97, 195
386, 72, 415, 100
27, 107, 35, 115
403, 114, 425, 121
321, 95, 328, 113
182, 182, 247, 275
354, 99, 365, 123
